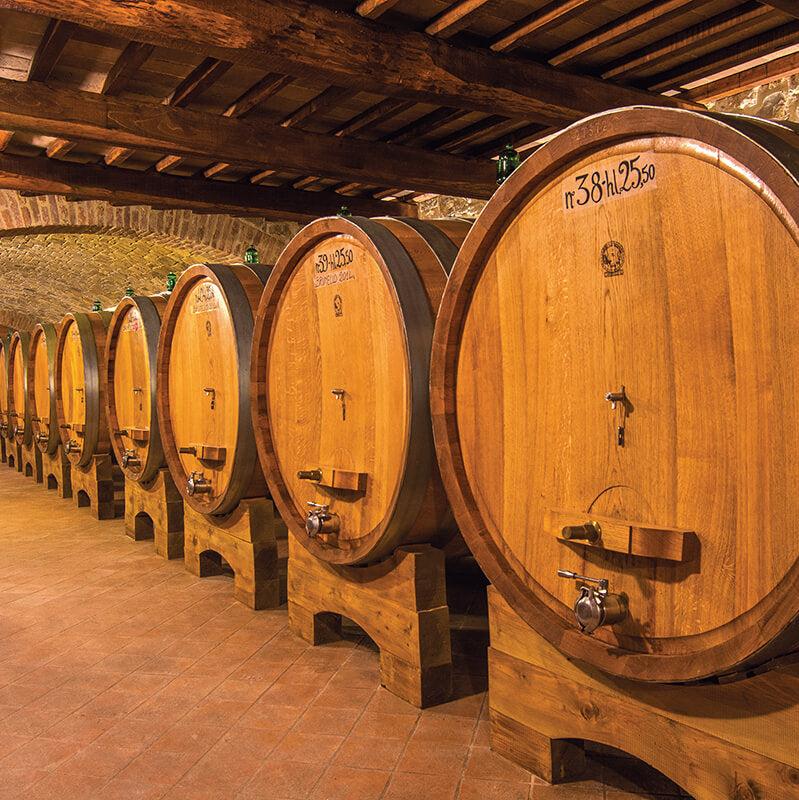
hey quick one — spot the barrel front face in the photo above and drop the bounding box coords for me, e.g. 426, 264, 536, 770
107, 297, 165, 483
55, 313, 111, 468
0, 336, 8, 440
255, 217, 467, 565
432, 107, 799, 682
30, 324, 59, 454
8, 331, 31, 446
158, 265, 265, 516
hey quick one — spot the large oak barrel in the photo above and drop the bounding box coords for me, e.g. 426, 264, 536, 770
29, 322, 60, 455
252, 216, 470, 566
55, 311, 113, 468
157, 263, 270, 516
7, 330, 31, 447
0, 330, 10, 441
106, 295, 167, 484
431, 106, 799, 683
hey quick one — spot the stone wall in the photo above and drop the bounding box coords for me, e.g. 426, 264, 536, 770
708, 75, 799, 122
0, 192, 299, 329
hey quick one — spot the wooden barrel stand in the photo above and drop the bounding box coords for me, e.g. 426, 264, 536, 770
40, 444, 71, 498
125, 468, 184, 559
20, 439, 42, 483
288, 537, 452, 708
7, 442, 21, 471
488, 587, 799, 799
183, 498, 287, 609
70, 454, 124, 520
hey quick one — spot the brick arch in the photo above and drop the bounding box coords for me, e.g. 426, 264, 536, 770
0, 191, 300, 329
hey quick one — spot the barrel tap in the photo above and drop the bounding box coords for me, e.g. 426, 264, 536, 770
186, 471, 212, 495
557, 569, 628, 634
305, 501, 340, 537
121, 449, 141, 468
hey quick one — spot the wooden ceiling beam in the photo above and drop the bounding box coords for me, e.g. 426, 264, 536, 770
166, 57, 233, 107
425, 0, 492, 39
0, 77, 495, 197
431, 115, 514, 152
603, 2, 776, 81
0, 152, 416, 220
355, 0, 402, 20
333, 98, 415, 138
647, 21, 799, 91
0, 0, 696, 124
759, 1, 799, 20
101, 41, 155, 95
385, 108, 472, 146
28, 18, 74, 81
491, 0, 600, 53
548, 0, 711, 67
678, 48, 799, 102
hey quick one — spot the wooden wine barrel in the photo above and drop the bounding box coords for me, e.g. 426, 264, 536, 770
0, 330, 10, 441
29, 322, 60, 455
252, 216, 470, 566
55, 311, 113, 468
106, 295, 168, 484
7, 330, 31, 447
431, 106, 799, 684
157, 263, 270, 516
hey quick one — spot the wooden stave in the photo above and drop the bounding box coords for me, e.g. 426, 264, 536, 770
8, 330, 31, 447
55, 311, 113, 469
0, 330, 11, 441
105, 294, 168, 485
157, 263, 269, 517
252, 215, 469, 566
28, 322, 61, 455
430, 106, 799, 684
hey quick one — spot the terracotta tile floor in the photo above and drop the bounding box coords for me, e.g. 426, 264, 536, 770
0, 467, 690, 799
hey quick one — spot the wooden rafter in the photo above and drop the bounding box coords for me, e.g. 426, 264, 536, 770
385, 108, 472, 145
432, 115, 515, 152
334, 98, 415, 138
491, 0, 600, 53
679, 49, 799, 101
28, 18, 74, 81
105, 57, 233, 166
0, 152, 415, 220
355, 0, 402, 20
47, 41, 155, 160
0, 0, 695, 124
647, 20, 799, 91
548, 0, 711, 67
425, 0, 492, 39
0, 77, 495, 197
603, 2, 776, 81
760, 1, 799, 20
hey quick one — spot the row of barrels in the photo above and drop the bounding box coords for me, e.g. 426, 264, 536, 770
3, 106, 799, 687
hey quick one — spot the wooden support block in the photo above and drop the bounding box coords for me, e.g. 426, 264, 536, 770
70, 454, 124, 520
288, 537, 452, 708
125, 468, 184, 559
487, 586, 799, 799
41, 444, 72, 498
7, 441, 21, 472
20, 440, 43, 483
547, 508, 691, 561
183, 498, 287, 609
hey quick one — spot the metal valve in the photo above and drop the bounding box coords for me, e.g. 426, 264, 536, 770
12, 424, 24, 437
121, 449, 141, 469
605, 386, 626, 410
305, 501, 340, 538
561, 521, 601, 542
36, 431, 49, 443
64, 440, 81, 455
298, 469, 323, 482
0, 421, 7, 433
558, 569, 628, 634
186, 471, 212, 496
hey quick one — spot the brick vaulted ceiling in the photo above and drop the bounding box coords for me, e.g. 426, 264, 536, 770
0, 190, 299, 329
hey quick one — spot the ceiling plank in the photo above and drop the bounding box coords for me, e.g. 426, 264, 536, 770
491, 0, 600, 53
425, 0, 492, 39
0, 77, 495, 197
0, 0, 696, 124
678, 48, 799, 101
0, 152, 416, 220
603, 2, 775, 81
647, 21, 799, 91
28, 18, 74, 81
760, 1, 799, 20
548, 0, 711, 67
